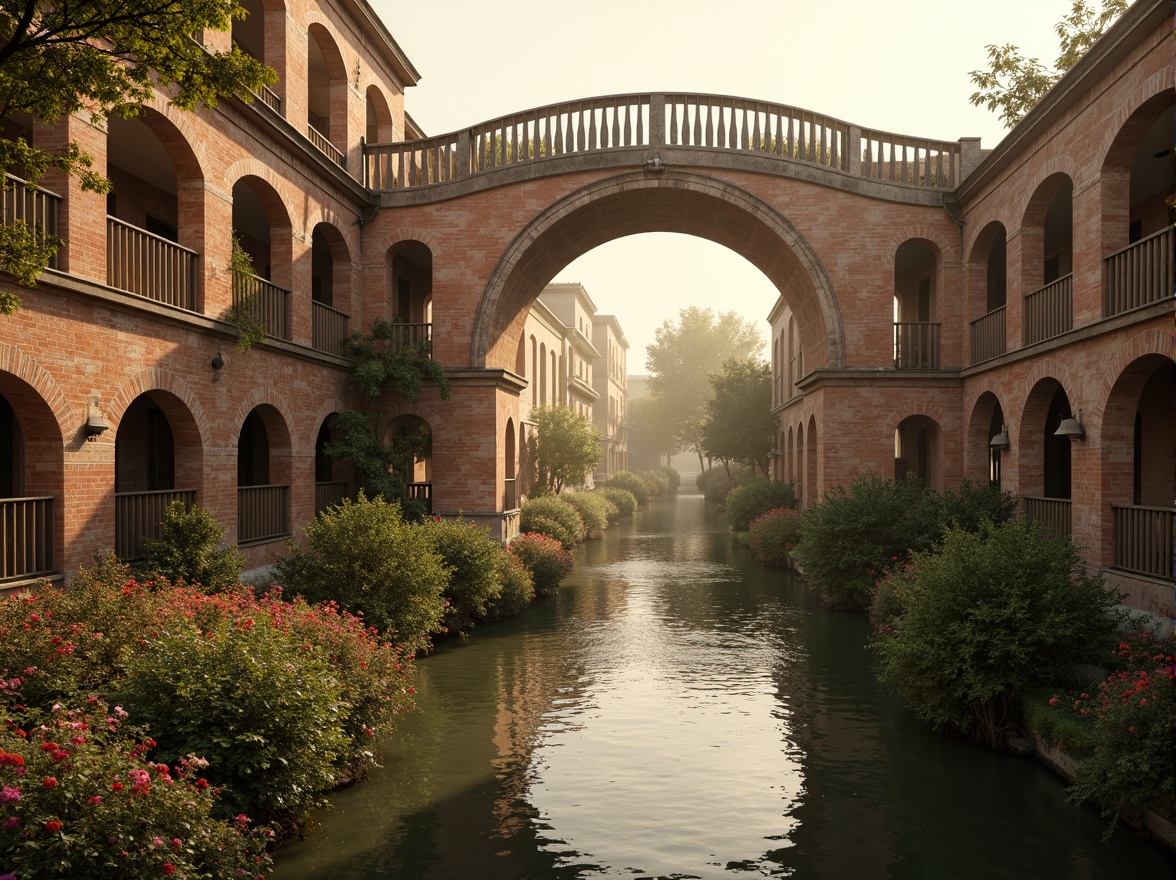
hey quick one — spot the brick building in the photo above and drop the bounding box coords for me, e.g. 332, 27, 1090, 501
0, 0, 1170, 625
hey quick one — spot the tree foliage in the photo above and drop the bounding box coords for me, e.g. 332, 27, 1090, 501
627, 393, 681, 468
701, 357, 775, 478
968, 0, 1127, 127
528, 404, 602, 494
0, 0, 275, 313
645, 306, 764, 470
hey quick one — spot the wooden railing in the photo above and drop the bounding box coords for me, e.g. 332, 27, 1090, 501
388, 322, 432, 352
1023, 274, 1073, 345
1023, 496, 1072, 537
307, 124, 346, 168
314, 481, 350, 515
237, 484, 289, 544
253, 84, 282, 115
969, 306, 1006, 364
2, 173, 61, 269
365, 92, 961, 191
114, 488, 196, 561
893, 322, 941, 369
106, 217, 198, 310
311, 301, 350, 356
406, 482, 432, 515
232, 272, 290, 340
1112, 504, 1174, 581
1104, 227, 1173, 317
0, 497, 54, 582
504, 477, 517, 512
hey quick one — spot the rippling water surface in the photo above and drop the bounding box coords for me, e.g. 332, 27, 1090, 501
273, 493, 1173, 880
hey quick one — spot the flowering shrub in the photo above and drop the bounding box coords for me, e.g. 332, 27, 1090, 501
0, 702, 271, 879
1067, 630, 1176, 835
140, 501, 245, 591
520, 496, 585, 548
747, 508, 804, 567
483, 553, 535, 621
870, 519, 1120, 747
276, 493, 448, 652
420, 518, 504, 630
726, 479, 798, 533
596, 487, 636, 520
508, 533, 573, 596
114, 616, 349, 826
561, 492, 610, 540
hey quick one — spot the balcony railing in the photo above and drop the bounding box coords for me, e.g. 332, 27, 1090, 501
237, 484, 289, 545
969, 306, 1006, 364
114, 488, 197, 561
2, 173, 61, 269
308, 124, 346, 168
893, 322, 940, 369
1023, 496, 1072, 537
232, 272, 290, 340
0, 497, 54, 583
1104, 227, 1173, 317
253, 84, 282, 116
389, 322, 432, 352
314, 481, 350, 515
106, 217, 198, 310
1112, 504, 1174, 581
504, 477, 517, 511
311, 301, 350, 356
406, 482, 432, 515
1023, 274, 1073, 345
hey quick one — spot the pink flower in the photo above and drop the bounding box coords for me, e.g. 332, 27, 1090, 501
153, 836, 165, 847
87, 795, 102, 805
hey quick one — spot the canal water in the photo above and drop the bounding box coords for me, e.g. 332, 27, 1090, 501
273, 492, 1173, 880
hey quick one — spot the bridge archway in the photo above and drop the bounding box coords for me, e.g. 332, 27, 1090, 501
472, 170, 844, 373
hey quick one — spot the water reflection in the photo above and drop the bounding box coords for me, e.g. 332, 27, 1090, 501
273, 494, 1174, 880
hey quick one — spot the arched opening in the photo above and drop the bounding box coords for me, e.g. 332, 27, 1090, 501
893, 239, 940, 369
894, 414, 941, 490
795, 422, 804, 504
1021, 174, 1073, 344
966, 392, 1006, 489
385, 241, 434, 349
529, 335, 538, 404
966, 221, 1007, 363
785, 425, 794, 484
805, 415, 818, 502
1100, 95, 1175, 315
504, 418, 517, 510
233, 0, 284, 113
383, 415, 433, 514
365, 86, 393, 144
231, 176, 293, 339
514, 333, 526, 377
310, 223, 352, 356
0, 375, 63, 582
236, 404, 291, 544
306, 24, 348, 164
314, 415, 351, 514
1019, 378, 1074, 537
1101, 355, 1175, 577
105, 111, 203, 310
539, 343, 547, 402
114, 391, 203, 560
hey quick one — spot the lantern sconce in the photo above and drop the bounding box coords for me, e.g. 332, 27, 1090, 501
85, 406, 110, 441
1054, 409, 1086, 441
989, 425, 1010, 450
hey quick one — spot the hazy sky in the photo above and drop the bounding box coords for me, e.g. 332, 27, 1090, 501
371, 0, 1070, 370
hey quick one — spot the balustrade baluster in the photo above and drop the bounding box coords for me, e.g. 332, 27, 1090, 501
588, 106, 598, 150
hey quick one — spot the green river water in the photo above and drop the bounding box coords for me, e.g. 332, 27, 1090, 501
273, 492, 1173, 880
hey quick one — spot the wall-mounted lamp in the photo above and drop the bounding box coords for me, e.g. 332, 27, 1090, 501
989, 425, 1010, 450
1054, 409, 1086, 441
85, 408, 110, 441
211, 352, 225, 371
769, 448, 781, 458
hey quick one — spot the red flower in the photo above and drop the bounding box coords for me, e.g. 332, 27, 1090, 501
45, 820, 62, 832
111, 782, 124, 792
162, 863, 176, 876
42, 776, 57, 788
194, 778, 208, 790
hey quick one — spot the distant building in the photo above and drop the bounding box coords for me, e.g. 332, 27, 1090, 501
590, 314, 628, 480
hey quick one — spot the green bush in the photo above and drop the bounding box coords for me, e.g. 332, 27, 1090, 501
593, 490, 621, 524
696, 466, 753, 504
508, 533, 573, 596
275, 493, 449, 652
562, 491, 610, 539
0, 702, 271, 879
484, 552, 536, 620
597, 486, 636, 519
793, 474, 939, 609
605, 471, 650, 505
1020, 686, 1098, 759
517, 513, 575, 550
725, 479, 798, 532
140, 501, 245, 591
660, 467, 681, 493
934, 479, 1019, 534
640, 469, 669, 498
870, 519, 1121, 748
421, 518, 504, 630
1068, 630, 1176, 835
747, 507, 803, 567
115, 617, 350, 826
520, 495, 585, 547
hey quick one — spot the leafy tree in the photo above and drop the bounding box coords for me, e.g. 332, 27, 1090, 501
627, 393, 681, 469
645, 306, 764, 471
0, 0, 275, 314
968, 0, 1127, 127
700, 357, 775, 478
528, 404, 602, 494
325, 320, 451, 514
